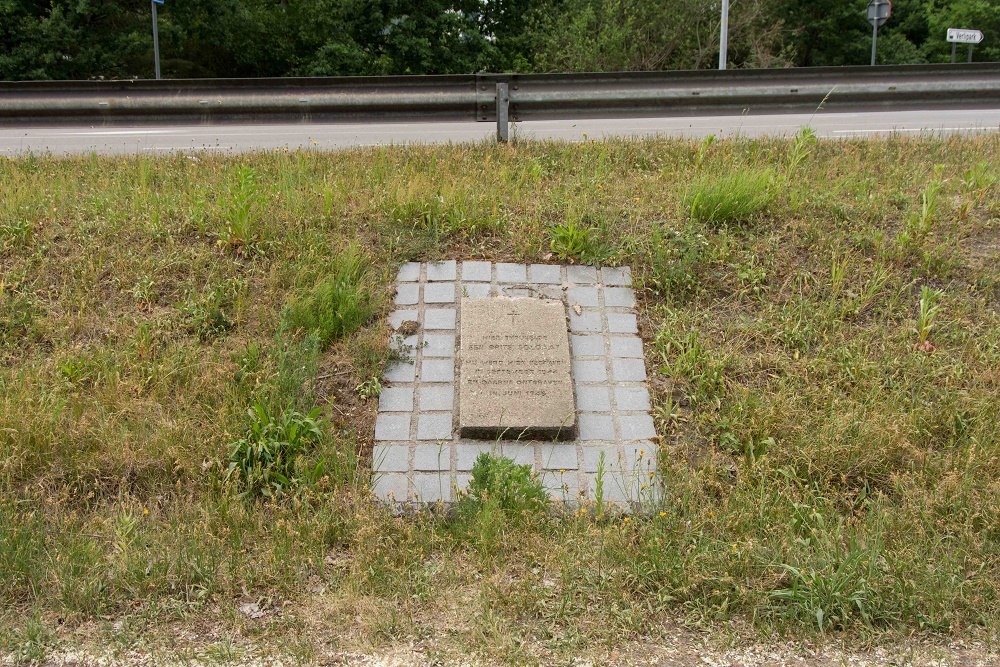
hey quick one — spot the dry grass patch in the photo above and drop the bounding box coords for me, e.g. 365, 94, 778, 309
2, 134, 1000, 663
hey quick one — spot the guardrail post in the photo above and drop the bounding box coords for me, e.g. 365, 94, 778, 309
496, 82, 509, 143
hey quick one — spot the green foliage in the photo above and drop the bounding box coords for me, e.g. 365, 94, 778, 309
0, 290, 40, 351
684, 169, 776, 226
647, 223, 710, 300
549, 221, 610, 265
457, 453, 549, 519
0, 220, 31, 250
226, 401, 324, 499
914, 286, 943, 345
220, 166, 262, 255
771, 538, 883, 632
786, 127, 817, 176
182, 286, 235, 342
282, 250, 373, 350
5, 616, 56, 665
0, 0, 985, 83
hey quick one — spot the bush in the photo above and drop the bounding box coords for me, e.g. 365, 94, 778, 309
456, 453, 549, 519
282, 250, 373, 349
225, 401, 324, 499
684, 168, 776, 226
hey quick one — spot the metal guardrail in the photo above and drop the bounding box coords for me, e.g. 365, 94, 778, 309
2, 64, 999, 138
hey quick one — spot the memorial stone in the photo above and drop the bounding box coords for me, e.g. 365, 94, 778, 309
459, 297, 576, 440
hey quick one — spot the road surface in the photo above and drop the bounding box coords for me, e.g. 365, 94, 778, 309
1, 107, 998, 155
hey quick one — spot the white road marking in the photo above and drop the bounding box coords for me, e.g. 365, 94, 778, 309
69, 129, 177, 136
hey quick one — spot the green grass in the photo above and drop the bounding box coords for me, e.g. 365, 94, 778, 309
1, 135, 1000, 662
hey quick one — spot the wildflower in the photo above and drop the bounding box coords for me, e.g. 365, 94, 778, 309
658, 511, 666, 518
623, 517, 631, 524
142, 508, 150, 516
559, 469, 566, 474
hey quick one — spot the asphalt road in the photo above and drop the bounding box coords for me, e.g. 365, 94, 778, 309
2, 107, 999, 155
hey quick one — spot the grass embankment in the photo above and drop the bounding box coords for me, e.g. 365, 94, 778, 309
1, 134, 999, 663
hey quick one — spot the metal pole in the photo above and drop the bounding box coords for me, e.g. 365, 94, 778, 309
719, 0, 730, 70
151, 0, 161, 80
870, 20, 878, 66
951, 42, 957, 63
968, 44, 974, 63
496, 82, 509, 143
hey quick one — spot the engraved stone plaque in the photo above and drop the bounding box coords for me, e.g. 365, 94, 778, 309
459, 297, 576, 440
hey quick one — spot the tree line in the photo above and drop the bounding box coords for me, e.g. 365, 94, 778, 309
1, 0, 996, 81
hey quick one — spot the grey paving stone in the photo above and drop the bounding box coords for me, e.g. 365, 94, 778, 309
537, 286, 564, 300
573, 359, 608, 383
576, 385, 611, 412
426, 260, 457, 282
393, 334, 418, 359
414, 443, 450, 471
394, 283, 419, 305
424, 308, 456, 330
529, 264, 562, 284
600, 472, 638, 504
607, 312, 638, 334
412, 473, 451, 503
378, 387, 413, 412
543, 470, 582, 498
604, 287, 636, 308
495, 443, 536, 467
612, 358, 647, 382
421, 358, 454, 382
620, 442, 657, 471
568, 286, 599, 307
582, 447, 613, 473
454, 473, 473, 495
424, 282, 456, 304
418, 384, 454, 411
417, 413, 453, 441
610, 336, 644, 358
571, 334, 604, 357
397, 262, 421, 282
568, 311, 602, 333
461, 283, 491, 299
615, 386, 651, 411
601, 266, 632, 286
496, 262, 527, 283
423, 334, 455, 358
619, 414, 656, 440
456, 442, 495, 470
540, 444, 579, 470
461, 261, 492, 282
567, 265, 599, 284
388, 309, 418, 330
374, 414, 411, 441
578, 414, 614, 440
383, 361, 415, 382
372, 444, 409, 472
372, 473, 409, 501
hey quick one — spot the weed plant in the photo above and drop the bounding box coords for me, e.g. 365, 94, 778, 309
281, 248, 374, 349
684, 167, 776, 225
1, 135, 999, 662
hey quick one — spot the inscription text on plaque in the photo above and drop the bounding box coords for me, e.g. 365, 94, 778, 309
459, 298, 576, 440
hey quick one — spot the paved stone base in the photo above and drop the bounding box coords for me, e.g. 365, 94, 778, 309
374, 261, 658, 510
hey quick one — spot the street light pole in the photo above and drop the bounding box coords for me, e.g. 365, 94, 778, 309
151, 0, 161, 80
719, 0, 730, 70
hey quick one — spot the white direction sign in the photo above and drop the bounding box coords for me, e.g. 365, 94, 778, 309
947, 28, 984, 44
